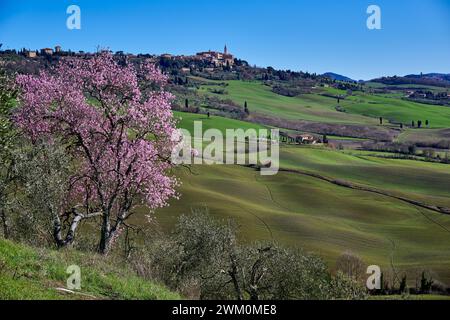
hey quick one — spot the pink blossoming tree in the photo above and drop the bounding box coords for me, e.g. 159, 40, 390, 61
15, 53, 179, 254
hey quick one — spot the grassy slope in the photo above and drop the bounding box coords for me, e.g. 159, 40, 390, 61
173, 111, 266, 134
197, 80, 450, 128
173, 109, 450, 208
198, 81, 376, 125
398, 128, 450, 145
158, 112, 450, 285
341, 92, 450, 128
156, 162, 450, 286
279, 146, 450, 208
365, 81, 449, 93
0, 239, 180, 300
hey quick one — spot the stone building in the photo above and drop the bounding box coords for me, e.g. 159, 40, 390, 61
196, 45, 234, 67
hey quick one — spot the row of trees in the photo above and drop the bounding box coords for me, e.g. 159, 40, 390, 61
334, 251, 441, 295
378, 117, 431, 128
411, 120, 430, 128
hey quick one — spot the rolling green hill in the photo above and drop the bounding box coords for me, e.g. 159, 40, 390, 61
398, 128, 450, 145
196, 80, 450, 128
173, 111, 266, 134
279, 146, 450, 208
198, 80, 377, 125
341, 92, 450, 128
154, 113, 450, 286
155, 158, 450, 286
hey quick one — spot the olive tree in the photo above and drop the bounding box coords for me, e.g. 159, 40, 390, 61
0, 70, 17, 238
141, 211, 367, 300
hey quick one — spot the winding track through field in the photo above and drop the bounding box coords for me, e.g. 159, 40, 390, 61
272, 167, 450, 216
184, 160, 276, 240
387, 237, 400, 285
236, 203, 274, 240
415, 207, 450, 235
254, 172, 293, 213
251, 164, 450, 280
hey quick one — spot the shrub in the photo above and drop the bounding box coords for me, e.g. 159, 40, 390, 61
335, 251, 367, 282
130, 210, 367, 300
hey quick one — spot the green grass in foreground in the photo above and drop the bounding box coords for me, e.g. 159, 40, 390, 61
0, 239, 180, 300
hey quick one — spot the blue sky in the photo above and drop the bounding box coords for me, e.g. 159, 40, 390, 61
0, 0, 449, 80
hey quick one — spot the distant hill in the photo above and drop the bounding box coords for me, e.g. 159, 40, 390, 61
371, 73, 450, 88
405, 73, 450, 82
322, 72, 356, 83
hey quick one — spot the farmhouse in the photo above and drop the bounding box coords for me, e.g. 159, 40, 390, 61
298, 134, 316, 144
279, 132, 318, 144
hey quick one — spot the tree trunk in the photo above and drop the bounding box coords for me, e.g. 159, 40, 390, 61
249, 288, 259, 301
228, 251, 244, 301
0, 207, 9, 239
99, 211, 113, 255
99, 233, 113, 255
53, 210, 85, 248
99, 207, 129, 255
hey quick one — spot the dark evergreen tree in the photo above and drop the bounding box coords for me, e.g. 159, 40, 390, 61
420, 272, 433, 294
244, 101, 249, 115
399, 275, 407, 294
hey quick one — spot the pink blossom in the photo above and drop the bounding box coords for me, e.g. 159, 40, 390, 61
15, 53, 179, 252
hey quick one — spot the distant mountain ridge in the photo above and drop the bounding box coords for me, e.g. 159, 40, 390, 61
322, 72, 356, 82
404, 73, 450, 82
370, 73, 450, 88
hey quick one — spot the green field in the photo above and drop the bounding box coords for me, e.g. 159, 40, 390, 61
173, 111, 266, 134
341, 92, 450, 128
279, 146, 450, 208
398, 128, 450, 145
155, 158, 450, 286
198, 80, 376, 125
155, 115, 450, 286
197, 80, 450, 128
365, 81, 450, 93
170, 81, 450, 285
163, 82, 450, 288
